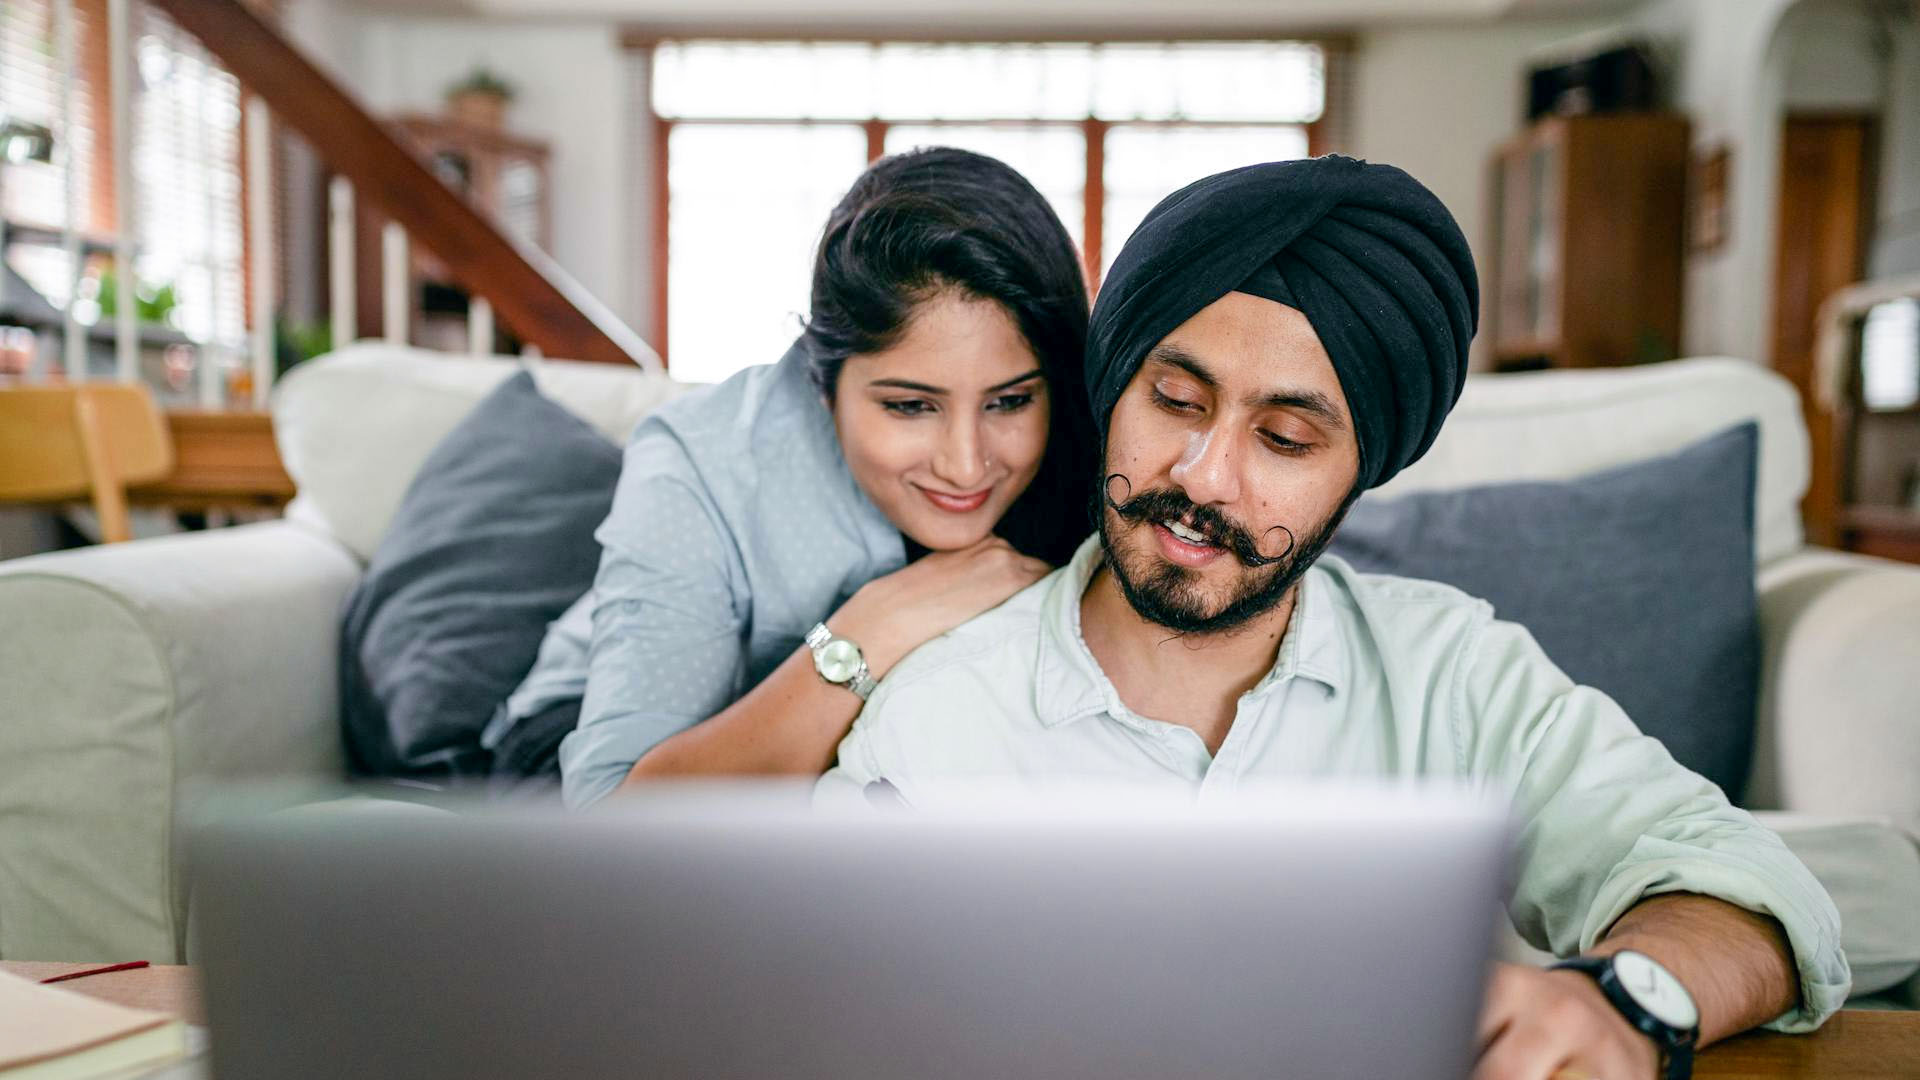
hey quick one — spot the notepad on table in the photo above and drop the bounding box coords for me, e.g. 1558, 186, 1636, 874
0, 968, 188, 1079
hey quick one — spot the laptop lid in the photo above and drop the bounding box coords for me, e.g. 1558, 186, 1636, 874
190, 783, 1511, 1080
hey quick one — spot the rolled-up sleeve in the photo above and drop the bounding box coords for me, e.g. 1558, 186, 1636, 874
558, 425, 748, 809
1459, 617, 1851, 1032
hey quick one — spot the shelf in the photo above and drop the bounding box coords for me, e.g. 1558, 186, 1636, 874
1840, 504, 1920, 565
1, 219, 118, 255
1856, 402, 1920, 418
1843, 505, 1920, 534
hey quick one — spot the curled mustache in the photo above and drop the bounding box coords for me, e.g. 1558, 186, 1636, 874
1102, 473, 1296, 568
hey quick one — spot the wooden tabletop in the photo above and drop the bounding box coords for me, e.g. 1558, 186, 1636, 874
4, 961, 1916, 1076
1, 961, 204, 1027
1693, 1008, 1920, 1078
129, 408, 295, 510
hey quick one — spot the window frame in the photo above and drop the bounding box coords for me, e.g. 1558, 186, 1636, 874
1, 0, 254, 348
634, 34, 1348, 370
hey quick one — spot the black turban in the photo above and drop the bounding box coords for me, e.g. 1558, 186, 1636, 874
1086, 155, 1478, 492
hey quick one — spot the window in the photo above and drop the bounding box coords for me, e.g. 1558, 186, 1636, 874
1, 0, 99, 308
1861, 298, 1920, 413
649, 39, 1331, 384
128, 9, 244, 348
0, 0, 244, 355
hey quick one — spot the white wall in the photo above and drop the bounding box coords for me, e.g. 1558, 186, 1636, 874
1620, 0, 1798, 363
286, 6, 638, 336
1348, 17, 1614, 367
1780, 2, 1887, 110
1870, 16, 1920, 278
281, 0, 1918, 369
286, 7, 1615, 366
1772, 1, 1920, 279
1628, 0, 1920, 360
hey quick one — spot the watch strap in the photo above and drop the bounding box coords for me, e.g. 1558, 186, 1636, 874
1550, 955, 1695, 1080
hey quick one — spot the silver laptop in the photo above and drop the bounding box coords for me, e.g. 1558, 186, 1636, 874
190, 782, 1511, 1080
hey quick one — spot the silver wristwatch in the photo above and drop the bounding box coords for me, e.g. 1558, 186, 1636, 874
805, 622, 876, 701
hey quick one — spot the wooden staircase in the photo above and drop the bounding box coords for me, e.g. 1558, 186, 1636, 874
147, 0, 653, 369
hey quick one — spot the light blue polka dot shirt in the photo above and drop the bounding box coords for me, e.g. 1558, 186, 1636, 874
488, 343, 908, 808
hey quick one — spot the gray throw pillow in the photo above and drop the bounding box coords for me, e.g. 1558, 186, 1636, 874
1328, 422, 1760, 800
339, 371, 621, 778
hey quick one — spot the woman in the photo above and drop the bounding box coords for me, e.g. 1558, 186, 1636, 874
487, 148, 1096, 808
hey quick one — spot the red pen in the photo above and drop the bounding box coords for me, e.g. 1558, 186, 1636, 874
39, 961, 150, 984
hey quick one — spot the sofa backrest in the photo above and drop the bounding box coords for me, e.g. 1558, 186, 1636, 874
280, 348, 1810, 569
1378, 357, 1809, 566
273, 343, 691, 562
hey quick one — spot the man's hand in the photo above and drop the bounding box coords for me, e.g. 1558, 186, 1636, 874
1475, 963, 1659, 1080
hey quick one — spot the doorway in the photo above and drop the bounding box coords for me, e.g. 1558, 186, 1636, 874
1770, 112, 1877, 547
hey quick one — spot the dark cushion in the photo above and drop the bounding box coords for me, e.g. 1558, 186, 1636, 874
339, 371, 620, 778
1328, 422, 1760, 800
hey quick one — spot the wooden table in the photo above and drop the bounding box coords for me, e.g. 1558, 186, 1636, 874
4, 961, 1916, 1077
1, 961, 203, 1026
128, 409, 295, 514
1693, 1009, 1920, 1078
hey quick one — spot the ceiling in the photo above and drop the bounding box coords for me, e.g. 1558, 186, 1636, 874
339, 0, 1644, 31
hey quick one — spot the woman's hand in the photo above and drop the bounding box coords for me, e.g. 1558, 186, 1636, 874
829, 538, 1052, 679
620, 537, 1047, 784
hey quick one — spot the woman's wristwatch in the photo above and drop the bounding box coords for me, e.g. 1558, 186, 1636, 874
806, 623, 876, 701
1551, 950, 1700, 1080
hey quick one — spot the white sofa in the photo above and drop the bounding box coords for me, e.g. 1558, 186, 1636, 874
2, 345, 1916, 1002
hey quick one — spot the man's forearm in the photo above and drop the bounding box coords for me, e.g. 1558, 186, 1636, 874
1592, 892, 1800, 1046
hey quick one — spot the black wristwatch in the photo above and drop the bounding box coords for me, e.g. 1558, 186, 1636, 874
1551, 951, 1699, 1080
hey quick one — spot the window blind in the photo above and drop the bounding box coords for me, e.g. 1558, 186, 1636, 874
1, 0, 245, 346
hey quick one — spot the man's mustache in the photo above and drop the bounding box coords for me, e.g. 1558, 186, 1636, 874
1102, 474, 1296, 568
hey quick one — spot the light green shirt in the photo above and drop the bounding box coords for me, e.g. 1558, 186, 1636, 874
820, 535, 1851, 1031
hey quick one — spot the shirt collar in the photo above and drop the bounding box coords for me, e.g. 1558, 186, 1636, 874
1032, 534, 1349, 729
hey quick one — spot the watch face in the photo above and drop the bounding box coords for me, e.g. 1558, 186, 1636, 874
1613, 951, 1699, 1032
817, 638, 863, 683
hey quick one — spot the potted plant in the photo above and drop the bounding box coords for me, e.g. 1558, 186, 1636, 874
446, 67, 514, 130
95, 267, 180, 328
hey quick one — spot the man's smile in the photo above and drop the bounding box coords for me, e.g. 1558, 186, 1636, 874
1151, 519, 1228, 568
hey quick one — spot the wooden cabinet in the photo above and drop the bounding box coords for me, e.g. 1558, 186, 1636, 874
1485, 112, 1690, 371
352, 114, 551, 351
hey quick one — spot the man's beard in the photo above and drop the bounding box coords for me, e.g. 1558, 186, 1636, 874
1096, 475, 1351, 637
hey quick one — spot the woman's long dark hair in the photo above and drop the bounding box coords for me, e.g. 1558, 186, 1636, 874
800, 147, 1097, 567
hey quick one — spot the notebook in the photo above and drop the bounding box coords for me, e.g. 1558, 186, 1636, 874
0, 969, 188, 1080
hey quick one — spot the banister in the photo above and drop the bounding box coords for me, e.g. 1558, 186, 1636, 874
145, 0, 657, 370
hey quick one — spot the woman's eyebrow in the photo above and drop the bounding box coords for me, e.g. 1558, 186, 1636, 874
985, 368, 1045, 392
869, 368, 1044, 396
868, 378, 947, 394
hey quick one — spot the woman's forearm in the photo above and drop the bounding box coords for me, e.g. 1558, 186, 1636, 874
616, 646, 861, 787
608, 542, 1047, 790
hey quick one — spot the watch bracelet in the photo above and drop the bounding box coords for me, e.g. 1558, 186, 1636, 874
1550, 955, 1693, 1080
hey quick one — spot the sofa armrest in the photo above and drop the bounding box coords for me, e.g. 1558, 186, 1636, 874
1751, 548, 1920, 819
0, 521, 360, 962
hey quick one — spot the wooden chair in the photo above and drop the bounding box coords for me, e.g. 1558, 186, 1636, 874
0, 383, 174, 543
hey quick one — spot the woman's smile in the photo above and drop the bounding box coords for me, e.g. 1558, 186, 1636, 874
915, 483, 994, 514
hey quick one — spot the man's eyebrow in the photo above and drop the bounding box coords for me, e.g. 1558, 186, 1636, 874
1256, 389, 1347, 431
1147, 344, 1347, 431
868, 368, 1044, 396
1147, 345, 1217, 388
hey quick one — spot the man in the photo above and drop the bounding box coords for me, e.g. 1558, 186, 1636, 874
817, 157, 1849, 1080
